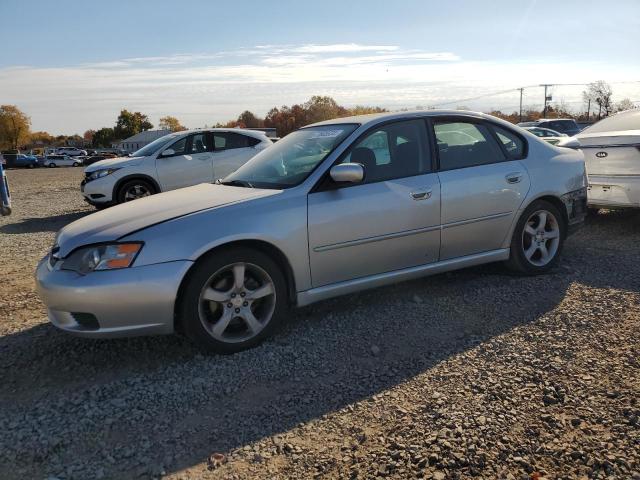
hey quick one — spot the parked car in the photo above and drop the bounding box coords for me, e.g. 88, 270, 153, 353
11, 154, 39, 168
572, 109, 640, 210
82, 153, 119, 166
522, 126, 568, 145
518, 118, 581, 137
43, 155, 83, 167
57, 147, 87, 157
81, 128, 272, 208
36, 111, 587, 353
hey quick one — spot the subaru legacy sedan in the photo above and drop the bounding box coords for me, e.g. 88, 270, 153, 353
36, 111, 587, 353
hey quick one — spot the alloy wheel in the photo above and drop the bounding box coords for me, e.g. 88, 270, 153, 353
123, 184, 151, 201
198, 262, 276, 343
521, 209, 561, 267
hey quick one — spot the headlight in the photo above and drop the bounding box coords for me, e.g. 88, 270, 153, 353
61, 243, 143, 274
87, 168, 120, 181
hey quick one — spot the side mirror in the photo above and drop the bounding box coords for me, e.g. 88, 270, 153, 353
161, 148, 175, 157
330, 163, 364, 184
557, 137, 581, 149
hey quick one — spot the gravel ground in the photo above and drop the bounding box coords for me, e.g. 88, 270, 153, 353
0, 168, 638, 480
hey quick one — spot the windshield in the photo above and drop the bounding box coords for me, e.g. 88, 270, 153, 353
222, 124, 358, 189
131, 134, 177, 157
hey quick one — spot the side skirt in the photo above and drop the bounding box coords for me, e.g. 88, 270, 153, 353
296, 248, 510, 307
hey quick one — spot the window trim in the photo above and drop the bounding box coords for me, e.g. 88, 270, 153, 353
431, 116, 528, 172
312, 118, 434, 193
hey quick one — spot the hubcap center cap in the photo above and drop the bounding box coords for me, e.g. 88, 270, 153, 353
231, 296, 244, 308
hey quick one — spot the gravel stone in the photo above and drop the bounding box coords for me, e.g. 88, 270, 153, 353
0, 169, 638, 479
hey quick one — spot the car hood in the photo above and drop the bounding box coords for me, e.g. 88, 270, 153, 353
54, 184, 280, 257
84, 156, 144, 172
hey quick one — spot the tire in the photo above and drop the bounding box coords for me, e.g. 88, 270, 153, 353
116, 179, 155, 204
178, 247, 288, 354
28, 163, 35, 169
72, 162, 79, 167
505, 200, 566, 275
48, 163, 56, 168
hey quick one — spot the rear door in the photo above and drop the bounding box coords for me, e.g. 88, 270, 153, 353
212, 132, 262, 180
155, 133, 214, 191
434, 118, 530, 260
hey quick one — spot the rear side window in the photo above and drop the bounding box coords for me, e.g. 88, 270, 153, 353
434, 121, 505, 170
491, 125, 526, 159
213, 132, 256, 150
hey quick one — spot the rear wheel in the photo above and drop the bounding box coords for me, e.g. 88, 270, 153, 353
48, 163, 56, 168
178, 247, 287, 354
506, 200, 566, 274
116, 179, 155, 204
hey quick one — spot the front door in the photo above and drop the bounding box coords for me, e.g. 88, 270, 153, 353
156, 133, 214, 191
434, 119, 530, 260
308, 119, 441, 287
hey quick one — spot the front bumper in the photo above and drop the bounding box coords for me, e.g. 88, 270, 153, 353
35, 256, 193, 338
81, 177, 114, 204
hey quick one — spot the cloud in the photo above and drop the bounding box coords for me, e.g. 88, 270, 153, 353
1, 43, 638, 134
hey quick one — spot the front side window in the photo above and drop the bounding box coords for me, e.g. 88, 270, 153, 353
434, 121, 505, 170
492, 125, 526, 159
222, 124, 357, 189
163, 137, 187, 157
189, 133, 209, 154
341, 119, 430, 184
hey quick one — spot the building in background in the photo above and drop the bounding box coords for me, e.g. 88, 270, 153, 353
112, 129, 170, 154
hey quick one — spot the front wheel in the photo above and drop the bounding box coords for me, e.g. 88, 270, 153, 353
116, 179, 155, 204
506, 200, 566, 274
48, 163, 56, 168
178, 247, 288, 354
72, 162, 80, 167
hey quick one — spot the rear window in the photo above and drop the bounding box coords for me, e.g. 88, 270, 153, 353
581, 109, 640, 134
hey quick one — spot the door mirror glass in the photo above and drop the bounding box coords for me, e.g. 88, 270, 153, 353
330, 163, 364, 183
161, 148, 175, 157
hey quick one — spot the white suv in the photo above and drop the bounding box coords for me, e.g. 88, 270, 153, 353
58, 147, 88, 156
81, 128, 272, 208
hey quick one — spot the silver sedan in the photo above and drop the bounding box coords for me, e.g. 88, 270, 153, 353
36, 110, 587, 353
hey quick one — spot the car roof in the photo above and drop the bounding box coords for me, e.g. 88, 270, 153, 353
305, 109, 515, 129
170, 128, 269, 140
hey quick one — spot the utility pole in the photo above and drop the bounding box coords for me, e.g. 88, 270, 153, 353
540, 84, 553, 118
518, 87, 524, 122
587, 98, 590, 121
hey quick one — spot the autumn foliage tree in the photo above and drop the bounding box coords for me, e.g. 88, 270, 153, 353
114, 109, 153, 140
0, 105, 31, 150
159, 115, 187, 132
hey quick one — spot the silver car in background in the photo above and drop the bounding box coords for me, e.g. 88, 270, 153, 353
36, 111, 587, 353
574, 109, 640, 210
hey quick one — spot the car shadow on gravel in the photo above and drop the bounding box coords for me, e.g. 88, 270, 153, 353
1, 210, 639, 479
0, 211, 90, 234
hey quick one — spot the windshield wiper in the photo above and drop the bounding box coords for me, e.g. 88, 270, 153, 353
217, 179, 254, 188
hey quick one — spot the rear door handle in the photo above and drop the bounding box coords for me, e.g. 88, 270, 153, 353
505, 172, 523, 184
411, 189, 432, 200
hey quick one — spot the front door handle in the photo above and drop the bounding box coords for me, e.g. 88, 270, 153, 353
411, 190, 432, 200
505, 172, 523, 184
